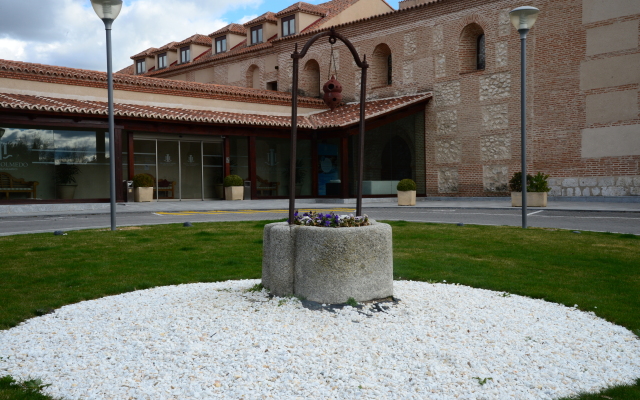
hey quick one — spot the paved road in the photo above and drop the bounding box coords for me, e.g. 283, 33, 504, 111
1, 206, 639, 236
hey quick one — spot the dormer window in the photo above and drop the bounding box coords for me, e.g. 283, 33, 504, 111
136, 59, 146, 74
158, 53, 167, 69
215, 36, 227, 54
180, 46, 190, 63
251, 25, 263, 45
282, 15, 295, 37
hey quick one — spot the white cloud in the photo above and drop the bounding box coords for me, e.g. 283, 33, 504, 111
0, 38, 27, 61
0, 0, 264, 72
238, 14, 259, 24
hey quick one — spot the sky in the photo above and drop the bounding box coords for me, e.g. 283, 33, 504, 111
0, 0, 400, 73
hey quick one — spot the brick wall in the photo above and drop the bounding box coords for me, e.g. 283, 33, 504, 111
155, 0, 640, 197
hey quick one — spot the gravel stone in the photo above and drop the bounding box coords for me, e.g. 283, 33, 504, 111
1, 280, 639, 400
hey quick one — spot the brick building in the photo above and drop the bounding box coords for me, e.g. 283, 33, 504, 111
0, 0, 638, 203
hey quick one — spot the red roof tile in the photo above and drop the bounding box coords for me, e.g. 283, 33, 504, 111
130, 47, 159, 60
0, 90, 430, 130
208, 23, 247, 37
176, 34, 212, 47
275, 2, 328, 17
243, 12, 278, 27
0, 59, 325, 109
116, 64, 135, 75
149, 42, 178, 55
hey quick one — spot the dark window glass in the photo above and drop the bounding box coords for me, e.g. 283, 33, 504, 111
251, 25, 263, 44
158, 53, 167, 69
282, 15, 295, 37
387, 54, 393, 85
215, 37, 227, 53
180, 47, 190, 63
136, 59, 146, 74
0, 127, 111, 201
477, 34, 486, 70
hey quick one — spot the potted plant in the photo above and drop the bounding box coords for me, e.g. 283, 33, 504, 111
133, 173, 154, 202
397, 178, 417, 206
224, 174, 244, 200
55, 163, 81, 199
509, 171, 550, 207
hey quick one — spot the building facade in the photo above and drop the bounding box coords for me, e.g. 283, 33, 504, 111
0, 0, 639, 203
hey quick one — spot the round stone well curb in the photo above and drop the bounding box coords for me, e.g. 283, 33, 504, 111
262, 221, 393, 304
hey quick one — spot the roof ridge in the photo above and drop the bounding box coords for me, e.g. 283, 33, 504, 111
0, 58, 326, 109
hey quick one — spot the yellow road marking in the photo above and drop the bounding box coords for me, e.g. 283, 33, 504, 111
155, 208, 355, 216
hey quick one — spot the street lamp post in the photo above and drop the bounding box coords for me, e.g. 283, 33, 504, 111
91, 0, 123, 231
509, 6, 539, 229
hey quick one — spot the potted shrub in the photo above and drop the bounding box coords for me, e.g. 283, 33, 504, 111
133, 173, 154, 202
396, 178, 417, 206
509, 171, 550, 207
55, 163, 81, 199
224, 174, 244, 200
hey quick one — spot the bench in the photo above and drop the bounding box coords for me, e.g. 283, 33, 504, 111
256, 175, 279, 197
142, 173, 176, 199
0, 172, 39, 199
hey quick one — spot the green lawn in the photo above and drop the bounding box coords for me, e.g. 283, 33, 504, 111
1, 220, 639, 399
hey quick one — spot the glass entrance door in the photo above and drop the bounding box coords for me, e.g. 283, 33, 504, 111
180, 141, 202, 199
157, 141, 180, 200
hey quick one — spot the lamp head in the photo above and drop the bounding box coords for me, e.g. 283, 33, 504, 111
91, 0, 123, 21
509, 6, 540, 32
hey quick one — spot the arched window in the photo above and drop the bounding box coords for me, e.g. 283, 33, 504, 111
246, 64, 260, 89
477, 34, 485, 70
372, 43, 392, 87
459, 23, 485, 73
301, 59, 321, 98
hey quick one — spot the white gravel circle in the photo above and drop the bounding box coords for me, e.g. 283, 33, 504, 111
1, 280, 639, 400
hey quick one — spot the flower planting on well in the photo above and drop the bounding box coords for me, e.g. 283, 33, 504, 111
288, 211, 370, 227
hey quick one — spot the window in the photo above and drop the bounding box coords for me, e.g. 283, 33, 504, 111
459, 23, 485, 73
215, 36, 227, 54
266, 81, 278, 91
251, 25, 263, 45
180, 46, 190, 63
371, 43, 392, 87
282, 15, 295, 37
477, 34, 486, 70
157, 53, 167, 69
135, 59, 146, 74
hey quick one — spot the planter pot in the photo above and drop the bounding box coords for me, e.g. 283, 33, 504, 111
262, 221, 393, 304
215, 183, 224, 199
56, 185, 77, 200
225, 186, 244, 201
134, 187, 153, 202
511, 192, 547, 207
397, 190, 416, 206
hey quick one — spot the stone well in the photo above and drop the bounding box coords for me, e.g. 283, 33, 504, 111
262, 221, 393, 304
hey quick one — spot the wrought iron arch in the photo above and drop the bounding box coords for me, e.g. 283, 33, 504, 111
288, 27, 369, 222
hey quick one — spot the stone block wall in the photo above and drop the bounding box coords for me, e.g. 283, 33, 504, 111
152, 0, 639, 198
549, 176, 640, 197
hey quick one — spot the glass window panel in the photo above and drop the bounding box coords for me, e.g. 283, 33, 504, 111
180, 141, 202, 200
0, 127, 110, 201
229, 137, 249, 181
349, 111, 425, 196
318, 139, 341, 197
255, 138, 311, 197
156, 140, 179, 199
203, 142, 223, 199
133, 139, 157, 198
